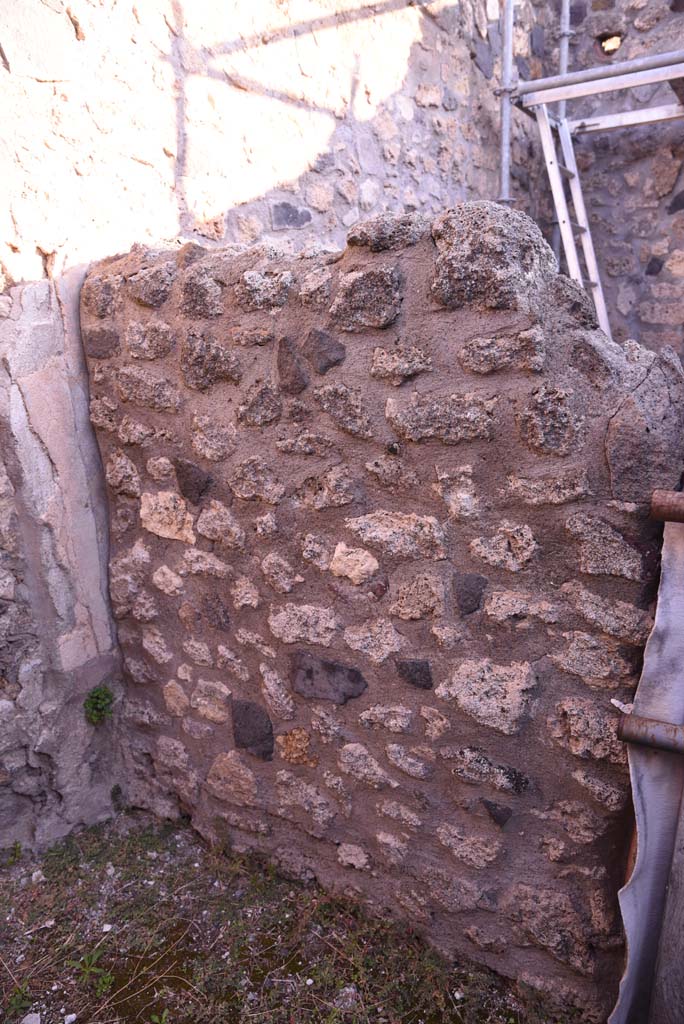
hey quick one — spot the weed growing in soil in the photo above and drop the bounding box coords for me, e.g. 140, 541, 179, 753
0, 813, 584, 1024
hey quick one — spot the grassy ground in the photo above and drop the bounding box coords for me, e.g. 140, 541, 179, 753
0, 813, 581, 1024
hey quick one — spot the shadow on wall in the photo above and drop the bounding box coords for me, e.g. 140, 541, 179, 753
1, 0, 547, 285
163, 0, 543, 253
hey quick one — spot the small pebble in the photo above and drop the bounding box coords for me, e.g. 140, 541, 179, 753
334, 984, 360, 1010
31, 869, 46, 884
102, 923, 113, 933
306, 978, 314, 986
64, 1015, 78, 1024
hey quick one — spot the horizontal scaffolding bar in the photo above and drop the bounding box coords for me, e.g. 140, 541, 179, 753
568, 102, 684, 134
520, 62, 684, 107
516, 48, 684, 96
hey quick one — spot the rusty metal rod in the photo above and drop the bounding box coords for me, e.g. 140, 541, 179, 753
618, 713, 684, 755
651, 490, 684, 524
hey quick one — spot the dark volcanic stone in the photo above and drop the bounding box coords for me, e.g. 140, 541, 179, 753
396, 659, 433, 690
180, 330, 243, 392
82, 326, 120, 359
453, 573, 488, 615
501, 764, 529, 795
514, 55, 530, 81
271, 202, 312, 230
645, 256, 664, 276
668, 190, 684, 215
203, 593, 231, 632
530, 25, 545, 58
174, 459, 213, 505
289, 651, 367, 704
570, 2, 586, 26
481, 799, 513, 827
302, 329, 346, 375
232, 700, 274, 760
277, 337, 310, 394
127, 321, 175, 360
473, 39, 494, 79
312, 151, 335, 173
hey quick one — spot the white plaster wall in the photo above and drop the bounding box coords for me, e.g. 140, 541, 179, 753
1, 0, 545, 284
0, 277, 121, 847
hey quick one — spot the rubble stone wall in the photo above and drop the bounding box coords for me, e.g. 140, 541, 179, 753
3, 0, 553, 854
81, 203, 684, 1019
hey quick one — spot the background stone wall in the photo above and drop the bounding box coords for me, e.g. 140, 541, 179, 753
565, 0, 684, 352
81, 203, 684, 1019
1, 0, 552, 289
3, 0, 681, 339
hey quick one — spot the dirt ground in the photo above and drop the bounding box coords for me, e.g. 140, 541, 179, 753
1, 813, 582, 1024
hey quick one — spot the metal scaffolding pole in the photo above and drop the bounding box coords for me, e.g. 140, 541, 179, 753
520, 61, 684, 107
498, 0, 515, 203
552, 0, 571, 259
516, 47, 684, 96
557, 0, 571, 120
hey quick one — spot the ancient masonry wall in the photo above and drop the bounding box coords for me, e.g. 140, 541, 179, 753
0, 275, 121, 847
0, 0, 553, 854
81, 203, 684, 1019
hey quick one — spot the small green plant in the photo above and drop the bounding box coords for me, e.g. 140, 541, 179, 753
7, 982, 32, 1018
7, 839, 22, 865
68, 947, 108, 986
84, 684, 114, 726
150, 1010, 169, 1024
94, 969, 115, 996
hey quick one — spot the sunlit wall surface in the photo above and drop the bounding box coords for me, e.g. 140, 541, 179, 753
2, 0, 546, 282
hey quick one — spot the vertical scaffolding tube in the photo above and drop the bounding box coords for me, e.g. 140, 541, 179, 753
558, 0, 571, 120
553, 0, 571, 259
499, 0, 514, 202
